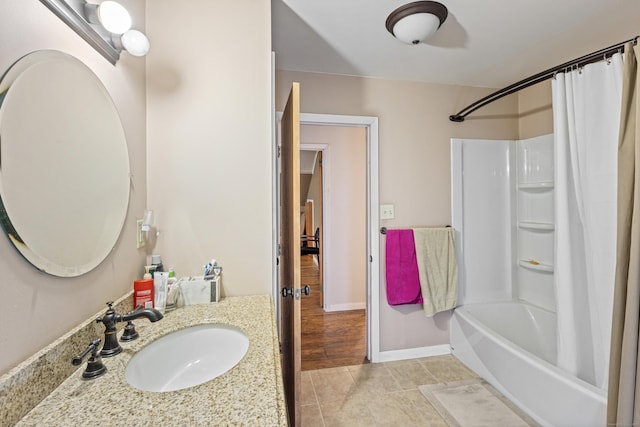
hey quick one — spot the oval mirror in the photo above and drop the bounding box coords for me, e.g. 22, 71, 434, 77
0, 50, 130, 277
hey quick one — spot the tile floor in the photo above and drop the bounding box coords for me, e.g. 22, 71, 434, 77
301, 355, 480, 426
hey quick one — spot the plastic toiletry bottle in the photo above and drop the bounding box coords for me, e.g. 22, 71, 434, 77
134, 278, 154, 309
154, 271, 169, 314
143, 265, 152, 279
165, 268, 179, 312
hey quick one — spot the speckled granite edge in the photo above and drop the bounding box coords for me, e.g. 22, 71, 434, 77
0, 292, 134, 427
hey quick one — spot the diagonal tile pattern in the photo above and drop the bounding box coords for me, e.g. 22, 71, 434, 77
301, 355, 480, 426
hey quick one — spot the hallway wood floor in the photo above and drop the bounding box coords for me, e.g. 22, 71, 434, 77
301, 254, 367, 371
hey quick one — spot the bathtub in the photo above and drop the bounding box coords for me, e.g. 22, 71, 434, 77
450, 301, 607, 427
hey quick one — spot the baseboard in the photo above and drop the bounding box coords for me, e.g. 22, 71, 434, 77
324, 302, 366, 312
377, 344, 451, 363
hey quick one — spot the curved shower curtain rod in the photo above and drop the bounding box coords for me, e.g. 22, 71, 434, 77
449, 36, 639, 122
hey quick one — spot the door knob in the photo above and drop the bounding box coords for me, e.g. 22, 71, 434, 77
281, 285, 310, 300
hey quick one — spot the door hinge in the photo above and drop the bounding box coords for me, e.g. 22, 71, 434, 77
370, 255, 373, 262
277, 145, 281, 157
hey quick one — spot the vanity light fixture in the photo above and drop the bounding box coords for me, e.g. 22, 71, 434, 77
385, 1, 448, 45
38, 0, 150, 64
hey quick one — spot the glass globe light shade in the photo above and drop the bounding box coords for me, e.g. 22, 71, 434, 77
97, 1, 132, 35
121, 30, 150, 57
392, 13, 440, 45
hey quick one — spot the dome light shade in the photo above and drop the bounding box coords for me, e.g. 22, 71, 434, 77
120, 30, 150, 56
96, 1, 132, 34
386, 1, 448, 45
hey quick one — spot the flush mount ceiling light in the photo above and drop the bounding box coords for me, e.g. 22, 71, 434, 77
386, 1, 448, 45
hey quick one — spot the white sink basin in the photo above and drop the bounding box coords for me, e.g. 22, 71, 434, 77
125, 324, 249, 392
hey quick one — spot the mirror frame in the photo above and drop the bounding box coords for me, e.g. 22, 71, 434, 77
38, 0, 120, 64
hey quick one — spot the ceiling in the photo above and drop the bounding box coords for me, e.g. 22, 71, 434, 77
272, 0, 640, 88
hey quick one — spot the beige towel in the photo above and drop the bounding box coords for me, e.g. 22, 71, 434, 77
413, 227, 458, 317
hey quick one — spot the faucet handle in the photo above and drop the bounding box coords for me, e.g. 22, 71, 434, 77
72, 339, 101, 365
120, 321, 139, 342
72, 339, 107, 380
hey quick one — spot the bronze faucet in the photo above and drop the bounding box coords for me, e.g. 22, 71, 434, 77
96, 301, 163, 357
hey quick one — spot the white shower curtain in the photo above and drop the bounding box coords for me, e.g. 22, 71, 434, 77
552, 54, 623, 389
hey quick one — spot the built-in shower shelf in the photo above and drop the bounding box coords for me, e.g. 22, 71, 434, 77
519, 259, 554, 273
518, 221, 555, 231
518, 182, 554, 191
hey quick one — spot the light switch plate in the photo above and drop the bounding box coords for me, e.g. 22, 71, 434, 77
380, 204, 395, 220
136, 219, 145, 248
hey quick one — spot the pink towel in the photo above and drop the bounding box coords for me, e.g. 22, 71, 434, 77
385, 229, 423, 305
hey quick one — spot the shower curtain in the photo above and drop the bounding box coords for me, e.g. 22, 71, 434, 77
608, 41, 640, 426
552, 54, 623, 388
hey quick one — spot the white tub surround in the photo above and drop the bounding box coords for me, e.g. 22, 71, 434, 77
451, 302, 606, 427
12, 296, 286, 426
451, 135, 608, 426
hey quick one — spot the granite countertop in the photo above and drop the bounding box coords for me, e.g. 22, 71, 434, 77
16, 295, 287, 427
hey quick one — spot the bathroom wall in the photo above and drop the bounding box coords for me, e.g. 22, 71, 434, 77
301, 125, 367, 311
306, 154, 322, 234
0, 2, 147, 375
275, 70, 519, 352
518, 81, 553, 139
145, 0, 273, 295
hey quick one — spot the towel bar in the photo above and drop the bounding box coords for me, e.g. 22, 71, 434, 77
380, 225, 451, 235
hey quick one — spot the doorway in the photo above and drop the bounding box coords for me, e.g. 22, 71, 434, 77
299, 114, 380, 365
273, 112, 381, 370
300, 133, 367, 370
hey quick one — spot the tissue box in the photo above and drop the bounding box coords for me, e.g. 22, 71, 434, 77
179, 276, 220, 305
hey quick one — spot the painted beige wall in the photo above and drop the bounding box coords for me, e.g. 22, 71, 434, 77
306, 154, 322, 232
301, 125, 367, 310
518, 80, 553, 139
0, 2, 147, 374
146, 0, 272, 295
276, 70, 519, 351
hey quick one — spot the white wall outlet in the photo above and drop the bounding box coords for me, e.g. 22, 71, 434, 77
136, 219, 145, 248
380, 204, 395, 220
